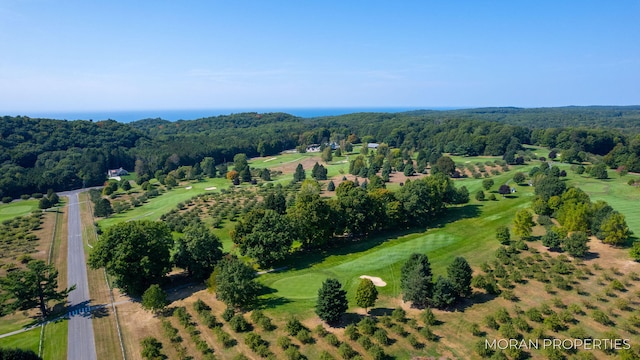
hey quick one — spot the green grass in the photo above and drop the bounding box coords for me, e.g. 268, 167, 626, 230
42, 318, 67, 360
0, 327, 40, 355
99, 177, 230, 228
0, 200, 39, 222
260, 165, 537, 315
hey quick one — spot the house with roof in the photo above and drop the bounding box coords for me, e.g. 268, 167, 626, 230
107, 167, 128, 178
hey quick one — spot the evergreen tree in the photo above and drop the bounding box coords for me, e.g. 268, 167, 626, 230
400, 253, 433, 308
475, 190, 485, 201
263, 191, 286, 214
431, 276, 456, 309
94, 198, 113, 218
447, 257, 473, 299
260, 168, 271, 181
541, 229, 562, 250
0, 260, 75, 317
293, 164, 306, 183
495, 226, 511, 245
316, 278, 348, 325
321, 147, 333, 163
327, 180, 336, 191
403, 163, 415, 176
355, 278, 378, 313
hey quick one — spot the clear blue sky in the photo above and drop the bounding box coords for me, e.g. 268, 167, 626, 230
1, 0, 638, 112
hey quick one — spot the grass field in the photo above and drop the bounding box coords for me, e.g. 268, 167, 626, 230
0, 327, 40, 354
42, 319, 67, 360
0, 200, 39, 222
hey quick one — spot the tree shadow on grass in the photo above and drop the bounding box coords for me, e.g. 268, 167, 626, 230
286, 204, 482, 271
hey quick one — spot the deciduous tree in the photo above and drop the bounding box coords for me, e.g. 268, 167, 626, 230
355, 278, 378, 313
141, 284, 168, 315
513, 209, 534, 239
173, 223, 223, 281
89, 221, 173, 295
209, 256, 260, 309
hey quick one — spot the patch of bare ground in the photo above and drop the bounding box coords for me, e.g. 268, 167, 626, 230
268, 156, 325, 175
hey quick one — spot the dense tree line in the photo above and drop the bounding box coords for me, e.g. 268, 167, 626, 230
4, 106, 640, 198
232, 173, 469, 268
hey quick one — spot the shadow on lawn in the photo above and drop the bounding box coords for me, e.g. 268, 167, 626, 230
284, 204, 482, 271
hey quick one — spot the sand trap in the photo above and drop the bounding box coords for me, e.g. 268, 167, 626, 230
185, 186, 192, 190
205, 187, 217, 190
264, 157, 278, 162
359, 275, 387, 287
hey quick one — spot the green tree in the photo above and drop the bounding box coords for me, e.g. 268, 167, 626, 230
94, 198, 113, 218
355, 278, 378, 313
141, 284, 168, 315
433, 156, 456, 176
327, 180, 336, 191
210, 256, 260, 309
496, 226, 511, 245
630, 241, 640, 261
513, 209, 534, 239
482, 178, 494, 190
293, 163, 306, 183
447, 257, 473, 298
400, 253, 433, 308
513, 172, 526, 184
0, 348, 42, 360
541, 228, 562, 250
475, 190, 485, 201
321, 147, 333, 163
173, 223, 223, 281
563, 231, 590, 258
431, 276, 456, 309
200, 157, 216, 177
0, 260, 75, 317
89, 221, 173, 295
599, 212, 631, 246
287, 191, 334, 250
588, 163, 609, 179
316, 278, 348, 325
403, 162, 415, 176
263, 191, 286, 214
232, 209, 294, 268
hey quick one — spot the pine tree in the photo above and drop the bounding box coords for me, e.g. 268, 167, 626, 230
447, 257, 473, 299
327, 180, 336, 191
293, 164, 306, 183
431, 276, 456, 309
316, 278, 348, 325
400, 253, 433, 308
355, 278, 378, 313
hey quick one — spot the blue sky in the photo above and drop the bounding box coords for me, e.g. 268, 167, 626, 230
1, 1, 638, 112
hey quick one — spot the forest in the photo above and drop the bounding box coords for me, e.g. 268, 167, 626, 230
2, 106, 640, 200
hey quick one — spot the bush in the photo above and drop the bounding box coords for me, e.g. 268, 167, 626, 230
591, 310, 614, 325
345, 324, 360, 340
285, 317, 305, 336
325, 333, 340, 347
285, 346, 304, 360
277, 336, 292, 350
357, 335, 373, 350
296, 328, 314, 344
314, 324, 329, 337
257, 316, 275, 331
214, 328, 236, 348
391, 307, 406, 322
357, 317, 377, 335
367, 344, 386, 360
229, 314, 251, 332
319, 351, 335, 360
140, 336, 165, 359
221, 307, 235, 322
373, 328, 390, 346
338, 342, 358, 359
420, 326, 438, 341
421, 308, 437, 325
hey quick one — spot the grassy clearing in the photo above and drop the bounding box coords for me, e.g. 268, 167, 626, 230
42, 318, 67, 360
0, 200, 39, 222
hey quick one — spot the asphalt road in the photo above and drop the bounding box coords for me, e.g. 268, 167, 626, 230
65, 191, 97, 360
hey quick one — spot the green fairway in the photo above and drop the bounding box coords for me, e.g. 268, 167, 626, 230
0, 200, 39, 222
271, 273, 330, 299
42, 319, 67, 360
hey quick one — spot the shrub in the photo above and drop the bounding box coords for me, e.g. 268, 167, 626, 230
244, 332, 268, 352
214, 328, 236, 348
407, 334, 422, 349
485, 315, 500, 330
526, 308, 544, 322
391, 307, 406, 323
229, 314, 251, 332
495, 307, 511, 323
367, 344, 386, 360
357, 336, 373, 350
421, 308, 437, 325
314, 324, 328, 337
512, 317, 531, 333
319, 351, 335, 360
470, 322, 483, 336
610, 279, 626, 291
591, 310, 614, 325
390, 323, 408, 337
285, 317, 305, 336
345, 324, 360, 341
296, 328, 314, 344
140, 336, 165, 360
420, 326, 438, 341
325, 333, 340, 347
338, 342, 358, 359
357, 317, 377, 335
285, 346, 304, 360
277, 336, 292, 350
257, 316, 275, 331
373, 328, 390, 346
221, 307, 235, 322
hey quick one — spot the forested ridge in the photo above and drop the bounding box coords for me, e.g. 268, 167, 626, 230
2, 106, 640, 199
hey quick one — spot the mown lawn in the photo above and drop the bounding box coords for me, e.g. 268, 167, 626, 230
0, 199, 39, 222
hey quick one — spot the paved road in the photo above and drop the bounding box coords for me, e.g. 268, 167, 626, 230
65, 191, 97, 360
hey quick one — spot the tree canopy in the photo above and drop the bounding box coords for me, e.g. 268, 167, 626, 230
316, 278, 348, 325
89, 220, 173, 296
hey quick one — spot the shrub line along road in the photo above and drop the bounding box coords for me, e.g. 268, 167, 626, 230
64, 190, 97, 360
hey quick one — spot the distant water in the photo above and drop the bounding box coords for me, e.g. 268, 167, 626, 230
13, 107, 462, 123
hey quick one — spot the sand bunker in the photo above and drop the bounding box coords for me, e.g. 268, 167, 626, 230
359, 275, 387, 287
185, 186, 192, 190
264, 157, 278, 162
205, 187, 217, 190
